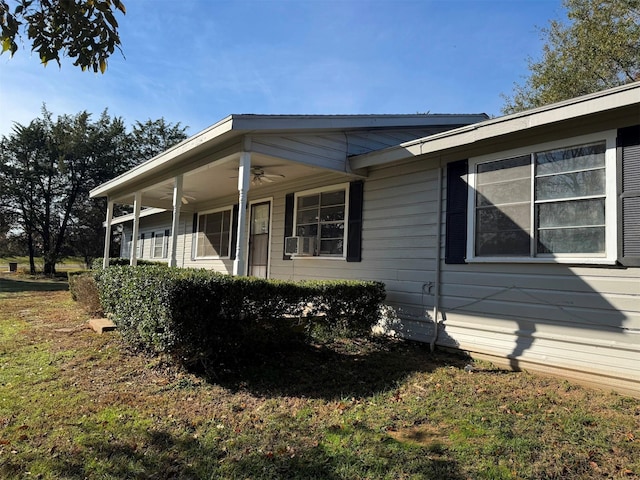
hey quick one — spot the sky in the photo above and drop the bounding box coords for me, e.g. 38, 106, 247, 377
0, 0, 565, 139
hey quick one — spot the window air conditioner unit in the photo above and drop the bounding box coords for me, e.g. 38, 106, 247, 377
285, 236, 316, 256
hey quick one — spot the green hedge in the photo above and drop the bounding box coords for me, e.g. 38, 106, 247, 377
94, 266, 385, 372
90, 257, 167, 270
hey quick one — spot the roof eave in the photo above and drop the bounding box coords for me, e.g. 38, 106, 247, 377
90, 115, 237, 198
350, 82, 640, 170
90, 113, 489, 199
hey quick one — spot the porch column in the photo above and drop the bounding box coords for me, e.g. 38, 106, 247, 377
130, 191, 142, 266
233, 149, 251, 275
169, 175, 183, 267
102, 199, 114, 269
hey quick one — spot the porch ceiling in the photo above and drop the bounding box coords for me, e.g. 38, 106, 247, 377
112, 152, 325, 210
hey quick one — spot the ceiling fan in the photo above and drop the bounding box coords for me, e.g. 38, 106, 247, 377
251, 166, 285, 185
159, 190, 197, 204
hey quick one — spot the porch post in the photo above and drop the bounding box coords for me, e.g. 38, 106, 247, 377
130, 191, 141, 266
169, 175, 183, 267
233, 147, 251, 276
102, 199, 114, 269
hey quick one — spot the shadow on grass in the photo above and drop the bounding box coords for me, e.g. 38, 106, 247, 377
0, 275, 69, 293
0, 426, 467, 480
210, 337, 470, 400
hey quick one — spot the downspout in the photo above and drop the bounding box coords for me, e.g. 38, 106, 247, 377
429, 164, 443, 352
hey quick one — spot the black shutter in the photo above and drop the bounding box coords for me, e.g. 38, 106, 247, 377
283, 193, 294, 260
346, 180, 364, 262
445, 159, 469, 264
229, 204, 239, 260
150, 232, 155, 258
191, 213, 198, 260
618, 125, 640, 267
140, 233, 145, 258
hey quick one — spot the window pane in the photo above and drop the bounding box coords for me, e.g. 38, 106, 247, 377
535, 142, 605, 175
320, 223, 344, 239
476, 155, 530, 184
477, 178, 531, 207
153, 233, 164, 258
319, 239, 343, 255
476, 204, 530, 233
252, 204, 270, 234
476, 230, 531, 256
220, 233, 229, 257
298, 194, 319, 209
538, 227, 605, 254
537, 198, 605, 228
205, 213, 222, 235
221, 210, 231, 236
476, 204, 530, 256
321, 190, 345, 206
536, 169, 605, 200
197, 210, 230, 257
320, 205, 345, 222
206, 233, 222, 255
475, 155, 531, 257
297, 209, 319, 224
296, 224, 318, 237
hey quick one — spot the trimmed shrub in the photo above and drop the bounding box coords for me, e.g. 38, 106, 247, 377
90, 257, 167, 270
94, 266, 386, 372
68, 270, 91, 300
68, 271, 103, 316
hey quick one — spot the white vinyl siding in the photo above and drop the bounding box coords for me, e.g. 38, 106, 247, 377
467, 131, 617, 264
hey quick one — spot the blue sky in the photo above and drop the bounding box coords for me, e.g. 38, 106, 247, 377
0, 0, 564, 138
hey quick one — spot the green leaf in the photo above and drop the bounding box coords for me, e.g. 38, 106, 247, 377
1, 37, 11, 53
99, 58, 106, 73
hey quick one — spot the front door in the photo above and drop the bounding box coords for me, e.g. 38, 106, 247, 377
248, 201, 271, 278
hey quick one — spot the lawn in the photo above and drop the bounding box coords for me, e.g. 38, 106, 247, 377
0, 256, 86, 273
0, 280, 638, 479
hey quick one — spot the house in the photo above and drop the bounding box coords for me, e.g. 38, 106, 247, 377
91, 82, 640, 396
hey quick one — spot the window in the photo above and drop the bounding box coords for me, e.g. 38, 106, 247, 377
152, 229, 170, 258
136, 233, 145, 258
294, 185, 348, 257
196, 208, 232, 258
468, 132, 617, 263
122, 234, 132, 259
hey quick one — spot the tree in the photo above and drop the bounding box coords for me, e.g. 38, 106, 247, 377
0, 0, 126, 73
502, 0, 640, 114
63, 109, 131, 267
0, 118, 50, 273
0, 108, 188, 273
0, 107, 128, 273
128, 118, 189, 164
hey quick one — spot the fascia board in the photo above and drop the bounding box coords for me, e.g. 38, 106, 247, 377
230, 114, 489, 132
350, 82, 640, 169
